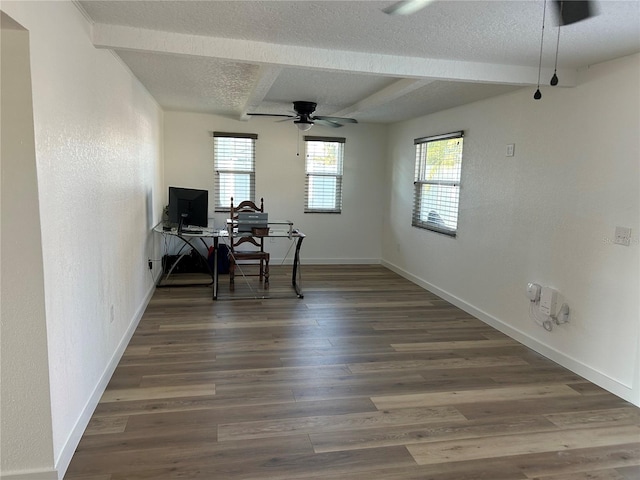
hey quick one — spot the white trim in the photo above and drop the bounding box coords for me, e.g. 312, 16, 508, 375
0, 469, 57, 480
53, 283, 157, 479
303, 258, 382, 265
382, 260, 638, 407
70, 0, 94, 26
244, 258, 380, 266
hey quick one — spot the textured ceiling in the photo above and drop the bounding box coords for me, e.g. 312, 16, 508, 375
78, 0, 640, 125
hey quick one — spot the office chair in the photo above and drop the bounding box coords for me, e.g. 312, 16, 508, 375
229, 197, 269, 291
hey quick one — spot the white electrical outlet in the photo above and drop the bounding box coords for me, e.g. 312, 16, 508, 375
614, 226, 631, 246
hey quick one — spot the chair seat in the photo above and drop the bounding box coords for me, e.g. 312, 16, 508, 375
233, 251, 269, 260
232, 245, 270, 262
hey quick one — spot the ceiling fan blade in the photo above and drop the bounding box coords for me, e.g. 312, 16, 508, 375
313, 118, 343, 128
247, 113, 296, 118
315, 116, 358, 124
553, 0, 594, 26
383, 0, 435, 16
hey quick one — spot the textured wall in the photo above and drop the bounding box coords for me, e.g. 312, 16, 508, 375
0, 16, 56, 479
384, 54, 640, 405
163, 111, 387, 264
1, 1, 164, 477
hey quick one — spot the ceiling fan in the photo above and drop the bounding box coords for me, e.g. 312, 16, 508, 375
384, 0, 595, 26
247, 101, 358, 131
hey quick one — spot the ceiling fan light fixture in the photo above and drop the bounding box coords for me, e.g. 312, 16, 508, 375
295, 120, 314, 131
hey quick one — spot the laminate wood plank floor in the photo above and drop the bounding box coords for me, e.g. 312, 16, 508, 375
64, 265, 640, 480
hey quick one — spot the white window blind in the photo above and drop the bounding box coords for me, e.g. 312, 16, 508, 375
412, 131, 464, 237
304, 136, 345, 214
213, 132, 257, 211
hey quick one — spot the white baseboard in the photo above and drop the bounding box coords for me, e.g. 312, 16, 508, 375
53, 282, 157, 479
0, 469, 57, 480
300, 258, 382, 265
382, 260, 638, 407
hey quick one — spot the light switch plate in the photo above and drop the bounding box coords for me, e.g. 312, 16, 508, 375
506, 144, 515, 157
614, 226, 631, 246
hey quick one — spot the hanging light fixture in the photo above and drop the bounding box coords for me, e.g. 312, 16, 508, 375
534, 0, 548, 100
294, 119, 313, 131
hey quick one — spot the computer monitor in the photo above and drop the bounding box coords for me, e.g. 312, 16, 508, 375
168, 187, 208, 232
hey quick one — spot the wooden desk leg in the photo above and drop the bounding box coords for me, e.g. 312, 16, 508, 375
292, 236, 304, 298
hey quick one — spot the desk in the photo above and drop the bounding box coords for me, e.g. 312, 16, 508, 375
153, 224, 219, 297
153, 223, 305, 300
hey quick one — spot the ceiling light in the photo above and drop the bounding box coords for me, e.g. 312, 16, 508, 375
295, 120, 313, 131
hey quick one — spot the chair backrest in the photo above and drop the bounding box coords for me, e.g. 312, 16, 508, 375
230, 197, 264, 219
229, 197, 265, 253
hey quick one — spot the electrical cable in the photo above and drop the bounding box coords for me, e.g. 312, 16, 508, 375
529, 301, 553, 331
147, 263, 156, 283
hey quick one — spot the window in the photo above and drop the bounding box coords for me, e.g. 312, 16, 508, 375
213, 132, 257, 211
304, 136, 344, 213
412, 131, 464, 237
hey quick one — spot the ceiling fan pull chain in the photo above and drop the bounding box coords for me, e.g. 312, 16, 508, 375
534, 0, 548, 100
551, 1, 562, 86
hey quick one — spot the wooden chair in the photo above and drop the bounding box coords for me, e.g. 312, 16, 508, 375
229, 197, 269, 291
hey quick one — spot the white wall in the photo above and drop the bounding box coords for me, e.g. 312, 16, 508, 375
383, 54, 640, 406
163, 112, 387, 263
0, 2, 164, 478
0, 6, 636, 480
1, 14, 56, 479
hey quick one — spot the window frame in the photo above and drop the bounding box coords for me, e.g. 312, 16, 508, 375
412, 130, 464, 237
304, 135, 345, 214
213, 131, 258, 212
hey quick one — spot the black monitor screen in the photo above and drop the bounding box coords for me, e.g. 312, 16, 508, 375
168, 187, 208, 228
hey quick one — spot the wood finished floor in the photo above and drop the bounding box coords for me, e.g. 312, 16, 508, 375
64, 265, 640, 480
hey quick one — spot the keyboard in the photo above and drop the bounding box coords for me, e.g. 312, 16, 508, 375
181, 229, 203, 234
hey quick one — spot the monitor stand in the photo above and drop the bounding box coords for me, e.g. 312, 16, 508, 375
177, 213, 188, 234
